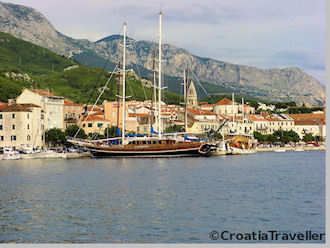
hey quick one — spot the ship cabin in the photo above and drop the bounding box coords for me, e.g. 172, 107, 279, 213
127, 139, 176, 145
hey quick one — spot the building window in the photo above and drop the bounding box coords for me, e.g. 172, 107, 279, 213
27, 113, 30, 119
27, 124, 30, 130
11, 135, 16, 141
97, 123, 103, 128
0, 136, 3, 141
88, 123, 92, 128
0, 125, 2, 130
0, 114, 2, 119
27, 135, 31, 141
82, 124, 86, 128
12, 113, 15, 119
12, 125, 15, 130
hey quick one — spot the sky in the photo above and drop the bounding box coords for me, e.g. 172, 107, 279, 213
5, 0, 326, 84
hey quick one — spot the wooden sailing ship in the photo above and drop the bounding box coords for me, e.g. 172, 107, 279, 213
68, 12, 214, 157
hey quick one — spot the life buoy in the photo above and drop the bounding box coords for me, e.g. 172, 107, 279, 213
199, 144, 212, 156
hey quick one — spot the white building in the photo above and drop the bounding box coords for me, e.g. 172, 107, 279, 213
0, 103, 44, 150
289, 113, 326, 139
16, 89, 64, 130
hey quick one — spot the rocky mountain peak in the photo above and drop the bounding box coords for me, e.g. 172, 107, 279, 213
0, 1, 325, 106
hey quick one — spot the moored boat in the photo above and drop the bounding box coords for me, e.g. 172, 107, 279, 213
3, 147, 21, 160
68, 13, 215, 158
70, 137, 213, 158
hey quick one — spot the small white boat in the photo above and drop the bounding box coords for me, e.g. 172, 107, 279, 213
294, 147, 305, 152
3, 147, 21, 160
230, 146, 257, 155
274, 148, 286, 153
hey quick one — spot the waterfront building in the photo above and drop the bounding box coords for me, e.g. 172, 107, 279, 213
289, 113, 326, 139
249, 114, 269, 135
264, 113, 295, 134
126, 113, 150, 134
213, 97, 255, 117
63, 99, 83, 128
16, 89, 64, 130
81, 114, 111, 136
186, 108, 219, 133
0, 103, 44, 150
248, 113, 294, 134
213, 98, 239, 116
224, 116, 254, 136
199, 103, 215, 112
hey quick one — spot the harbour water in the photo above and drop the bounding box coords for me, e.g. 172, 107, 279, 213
0, 151, 325, 243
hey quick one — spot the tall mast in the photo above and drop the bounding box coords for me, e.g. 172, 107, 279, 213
121, 22, 127, 144
183, 69, 188, 132
152, 51, 156, 130
242, 97, 244, 119
232, 92, 235, 123
158, 11, 162, 138
116, 62, 121, 130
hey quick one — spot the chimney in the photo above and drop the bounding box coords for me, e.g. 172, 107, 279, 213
8, 99, 16, 105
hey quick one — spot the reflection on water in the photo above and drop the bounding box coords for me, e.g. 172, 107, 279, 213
0, 151, 325, 243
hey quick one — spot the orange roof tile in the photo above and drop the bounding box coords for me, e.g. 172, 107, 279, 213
215, 98, 233, 106
249, 114, 266, 122
0, 102, 8, 111
0, 103, 40, 112
64, 99, 83, 106
289, 113, 325, 125
187, 108, 216, 116
82, 115, 109, 122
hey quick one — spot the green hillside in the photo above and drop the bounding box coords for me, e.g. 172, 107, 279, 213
0, 32, 181, 104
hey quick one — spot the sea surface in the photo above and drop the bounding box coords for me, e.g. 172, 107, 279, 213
0, 151, 325, 243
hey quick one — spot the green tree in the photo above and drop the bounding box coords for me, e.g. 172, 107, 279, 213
303, 133, 315, 142
164, 124, 184, 133
273, 130, 300, 143
253, 131, 266, 142
65, 125, 87, 139
45, 128, 66, 146
266, 134, 277, 143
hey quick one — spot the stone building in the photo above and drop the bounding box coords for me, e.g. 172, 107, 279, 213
16, 89, 64, 130
0, 103, 44, 150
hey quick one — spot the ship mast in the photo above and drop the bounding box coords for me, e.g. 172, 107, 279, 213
183, 69, 188, 132
121, 22, 127, 144
158, 11, 162, 138
151, 50, 156, 134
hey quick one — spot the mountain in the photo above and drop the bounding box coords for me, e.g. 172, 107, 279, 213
0, 1, 93, 55
91, 35, 325, 106
0, 31, 182, 104
0, 1, 325, 106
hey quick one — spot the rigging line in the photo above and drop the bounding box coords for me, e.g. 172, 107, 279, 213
136, 64, 148, 101
129, 40, 148, 101
85, 55, 112, 105
190, 71, 209, 98
73, 63, 119, 139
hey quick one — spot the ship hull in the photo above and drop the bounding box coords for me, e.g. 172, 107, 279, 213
89, 147, 202, 158
68, 138, 214, 158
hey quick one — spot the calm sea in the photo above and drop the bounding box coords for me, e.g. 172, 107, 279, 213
0, 151, 325, 243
